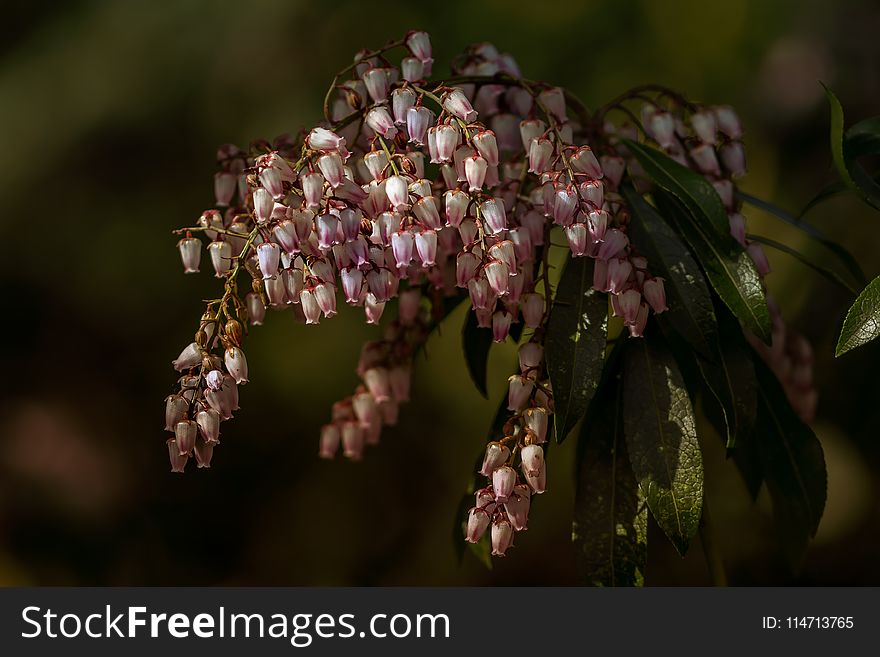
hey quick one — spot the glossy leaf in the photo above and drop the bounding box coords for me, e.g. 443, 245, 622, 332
824, 85, 880, 211
737, 190, 866, 287
654, 190, 771, 343
462, 309, 492, 398
546, 255, 608, 443
836, 274, 880, 356
747, 234, 858, 294
573, 373, 647, 586
696, 302, 757, 449
623, 184, 717, 360
754, 358, 827, 566
622, 336, 703, 555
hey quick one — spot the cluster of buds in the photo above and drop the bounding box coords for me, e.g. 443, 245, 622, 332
627, 97, 816, 420
465, 341, 551, 555
164, 316, 248, 471
165, 30, 814, 558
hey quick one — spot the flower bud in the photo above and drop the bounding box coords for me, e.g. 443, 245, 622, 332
366, 107, 398, 140
691, 110, 718, 144
480, 441, 511, 476
597, 229, 629, 261
175, 419, 197, 456
642, 278, 668, 313
505, 486, 531, 531
519, 343, 543, 372
166, 438, 188, 473
299, 288, 322, 324
302, 171, 325, 209
364, 367, 391, 402
363, 67, 390, 104
618, 289, 642, 324
520, 119, 545, 152
177, 237, 201, 274
205, 369, 224, 391
565, 223, 589, 256
472, 129, 499, 167
172, 342, 202, 372
485, 260, 510, 296
224, 346, 248, 384
386, 175, 410, 211
465, 155, 488, 192
214, 171, 237, 206
412, 195, 442, 230
720, 141, 746, 178
207, 241, 233, 278
317, 152, 345, 188
256, 242, 280, 280
646, 110, 676, 149
507, 374, 535, 411
491, 518, 515, 556
164, 394, 188, 431
391, 230, 414, 269
713, 105, 743, 139
405, 30, 433, 64
608, 257, 633, 294
415, 230, 437, 267
690, 144, 721, 177
435, 124, 460, 162
307, 127, 349, 156
404, 106, 433, 145
465, 508, 491, 543
480, 198, 507, 234
341, 421, 365, 460
194, 408, 220, 446
443, 88, 478, 122
628, 302, 650, 338
747, 242, 771, 276
492, 465, 517, 502
521, 293, 544, 329
492, 310, 513, 342
523, 407, 549, 443
401, 56, 424, 82
364, 293, 386, 324
314, 282, 337, 317
319, 424, 341, 459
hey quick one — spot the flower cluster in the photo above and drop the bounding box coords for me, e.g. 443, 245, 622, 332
164, 30, 816, 560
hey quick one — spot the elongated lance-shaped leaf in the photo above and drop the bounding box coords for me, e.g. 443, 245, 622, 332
623, 139, 771, 341
546, 255, 608, 443
697, 299, 758, 449
753, 356, 827, 567
573, 371, 647, 586
845, 116, 880, 158
462, 309, 492, 398
653, 189, 771, 343
747, 233, 858, 294
823, 85, 880, 211
622, 335, 703, 555
836, 274, 880, 356
623, 184, 717, 360
737, 190, 866, 287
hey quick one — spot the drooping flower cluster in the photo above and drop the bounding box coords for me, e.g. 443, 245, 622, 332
627, 97, 817, 420
164, 30, 816, 562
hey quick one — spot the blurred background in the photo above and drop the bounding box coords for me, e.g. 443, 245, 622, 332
1, 0, 879, 586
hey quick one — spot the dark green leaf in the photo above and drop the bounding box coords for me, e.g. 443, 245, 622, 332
738, 190, 866, 287
462, 309, 492, 398
747, 234, 859, 294
845, 116, 880, 159
836, 274, 880, 356
546, 255, 608, 443
823, 84, 880, 211
573, 372, 648, 586
623, 184, 717, 360
654, 190, 771, 343
754, 357, 827, 566
622, 336, 704, 555
695, 301, 757, 449
798, 180, 849, 218
623, 138, 733, 242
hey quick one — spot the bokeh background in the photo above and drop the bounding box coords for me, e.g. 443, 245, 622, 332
1, 0, 879, 586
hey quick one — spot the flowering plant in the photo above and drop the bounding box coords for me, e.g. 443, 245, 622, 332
162, 30, 879, 584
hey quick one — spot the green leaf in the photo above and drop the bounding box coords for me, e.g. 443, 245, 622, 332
462, 309, 492, 398
546, 255, 608, 443
823, 84, 880, 211
695, 301, 757, 449
573, 372, 648, 586
622, 335, 703, 555
753, 357, 827, 566
653, 190, 771, 343
845, 116, 880, 158
623, 184, 717, 360
737, 190, 866, 287
836, 274, 880, 356
747, 234, 859, 294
